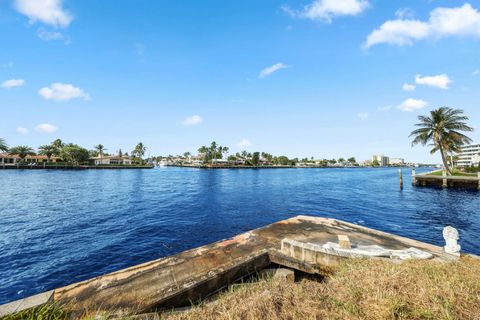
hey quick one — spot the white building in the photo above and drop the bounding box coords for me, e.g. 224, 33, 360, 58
372, 155, 389, 166
0, 153, 60, 165
91, 156, 132, 165
390, 158, 405, 166
456, 144, 480, 167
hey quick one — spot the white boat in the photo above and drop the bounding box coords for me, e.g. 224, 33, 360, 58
158, 160, 168, 167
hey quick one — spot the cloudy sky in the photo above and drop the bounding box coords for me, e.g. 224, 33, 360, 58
1, 0, 479, 162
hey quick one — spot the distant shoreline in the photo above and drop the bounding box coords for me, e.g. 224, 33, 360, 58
163, 164, 421, 169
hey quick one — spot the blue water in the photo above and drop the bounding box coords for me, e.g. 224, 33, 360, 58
0, 167, 479, 304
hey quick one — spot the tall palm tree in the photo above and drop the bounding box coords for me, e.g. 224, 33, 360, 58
198, 146, 209, 163
0, 138, 8, 152
410, 107, 473, 175
220, 146, 229, 159
50, 139, 64, 157
9, 146, 35, 162
38, 145, 57, 161
209, 141, 218, 163
94, 144, 106, 159
133, 142, 146, 159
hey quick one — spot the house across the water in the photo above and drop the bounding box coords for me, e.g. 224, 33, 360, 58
0, 153, 60, 165
91, 155, 132, 165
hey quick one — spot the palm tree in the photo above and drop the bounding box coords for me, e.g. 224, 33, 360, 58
221, 146, 229, 157
410, 107, 473, 175
49, 139, 64, 157
133, 142, 146, 160
9, 146, 35, 162
198, 146, 209, 163
0, 138, 8, 152
210, 141, 218, 163
94, 144, 106, 158
38, 145, 57, 161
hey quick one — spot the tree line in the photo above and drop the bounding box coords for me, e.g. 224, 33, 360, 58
0, 139, 148, 165
148, 141, 358, 167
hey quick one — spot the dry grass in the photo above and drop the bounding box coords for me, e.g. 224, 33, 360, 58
3, 257, 480, 320
163, 256, 480, 320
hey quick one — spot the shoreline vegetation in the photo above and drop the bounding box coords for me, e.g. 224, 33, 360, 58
426, 169, 479, 177
5, 256, 480, 320
152, 141, 422, 169
0, 139, 153, 169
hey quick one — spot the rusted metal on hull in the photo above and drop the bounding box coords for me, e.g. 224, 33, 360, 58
1, 216, 451, 317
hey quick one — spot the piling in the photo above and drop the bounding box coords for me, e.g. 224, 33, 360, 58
411, 169, 416, 186
399, 168, 403, 189
442, 170, 448, 188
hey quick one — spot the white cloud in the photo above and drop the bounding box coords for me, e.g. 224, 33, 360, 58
395, 8, 415, 19
415, 74, 452, 89
473, 69, 479, 75
259, 63, 289, 78
357, 112, 369, 120
16, 126, 29, 135
1, 79, 25, 89
38, 83, 90, 101
283, 0, 370, 23
364, 20, 430, 48
237, 139, 252, 149
182, 115, 203, 126
402, 83, 416, 91
378, 105, 392, 111
398, 98, 428, 112
35, 123, 58, 133
14, 0, 73, 28
37, 29, 68, 42
364, 4, 480, 48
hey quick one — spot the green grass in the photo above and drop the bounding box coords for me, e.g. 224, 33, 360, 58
427, 170, 476, 177
2, 303, 70, 320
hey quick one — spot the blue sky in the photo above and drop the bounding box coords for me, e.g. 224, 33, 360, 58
1, 0, 479, 162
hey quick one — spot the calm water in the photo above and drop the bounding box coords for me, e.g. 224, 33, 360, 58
0, 167, 479, 304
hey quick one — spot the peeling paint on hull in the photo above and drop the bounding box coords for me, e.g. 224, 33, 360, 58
0, 216, 455, 317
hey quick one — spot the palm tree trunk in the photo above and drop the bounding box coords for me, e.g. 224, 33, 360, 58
439, 144, 452, 175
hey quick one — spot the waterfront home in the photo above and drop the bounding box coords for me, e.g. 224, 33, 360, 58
90, 155, 132, 165
0, 153, 60, 165
191, 155, 203, 165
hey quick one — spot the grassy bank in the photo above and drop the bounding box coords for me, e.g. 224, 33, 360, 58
4, 257, 480, 320
166, 257, 480, 320
427, 170, 477, 177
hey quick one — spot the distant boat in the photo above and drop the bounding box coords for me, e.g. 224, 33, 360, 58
158, 160, 168, 167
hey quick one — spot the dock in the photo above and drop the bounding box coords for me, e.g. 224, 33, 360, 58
0, 216, 459, 317
412, 170, 480, 190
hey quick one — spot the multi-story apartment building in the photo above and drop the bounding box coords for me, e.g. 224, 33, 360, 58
372, 155, 390, 166
456, 144, 480, 167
